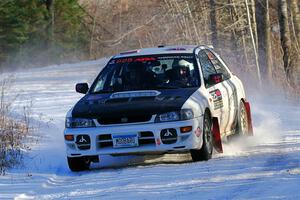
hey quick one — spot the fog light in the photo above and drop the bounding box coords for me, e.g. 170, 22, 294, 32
180, 126, 192, 133
65, 134, 74, 141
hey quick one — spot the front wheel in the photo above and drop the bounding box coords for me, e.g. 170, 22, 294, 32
67, 157, 90, 172
190, 111, 213, 162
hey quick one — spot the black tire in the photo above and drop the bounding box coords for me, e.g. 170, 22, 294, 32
190, 111, 213, 162
67, 157, 90, 172
236, 100, 249, 136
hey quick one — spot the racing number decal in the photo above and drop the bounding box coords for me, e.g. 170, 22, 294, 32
209, 89, 223, 110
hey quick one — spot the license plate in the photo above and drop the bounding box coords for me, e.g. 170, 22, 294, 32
112, 134, 138, 148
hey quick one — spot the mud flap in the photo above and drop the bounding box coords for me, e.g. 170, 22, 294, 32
244, 101, 253, 136
212, 117, 223, 153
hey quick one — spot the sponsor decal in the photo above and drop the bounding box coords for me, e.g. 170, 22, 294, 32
110, 55, 194, 64
157, 55, 194, 60
160, 129, 177, 144
195, 127, 201, 137
164, 129, 173, 137
212, 75, 222, 83
79, 136, 87, 143
209, 89, 223, 110
110, 57, 157, 64
76, 135, 91, 147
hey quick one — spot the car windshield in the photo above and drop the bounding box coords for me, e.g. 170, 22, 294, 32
90, 54, 200, 94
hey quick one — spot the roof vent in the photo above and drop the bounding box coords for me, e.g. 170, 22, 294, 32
119, 49, 140, 55
158, 45, 165, 48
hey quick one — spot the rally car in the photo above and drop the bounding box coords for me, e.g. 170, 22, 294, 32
64, 45, 253, 171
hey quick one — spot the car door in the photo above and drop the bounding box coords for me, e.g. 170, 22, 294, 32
205, 50, 238, 134
198, 50, 230, 134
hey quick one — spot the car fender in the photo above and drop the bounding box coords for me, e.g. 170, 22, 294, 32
232, 75, 246, 103
181, 89, 209, 118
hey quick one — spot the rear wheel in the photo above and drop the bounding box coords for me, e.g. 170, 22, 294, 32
237, 100, 249, 136
190, 111, 213, 161
67, 157, 90, 172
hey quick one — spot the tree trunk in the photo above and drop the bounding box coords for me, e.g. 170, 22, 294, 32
89, 0, 100, 59
45, 0, 53, 11
45, 0, 54, 58
290, 0, 300, 85
245, 0, 262, 85
278, 0, 293, 84
256, 0, 273, 82
209, 0, 218, 48
291, 0, 300, 44
251, 0, 258, 51
229, 0, 242, 66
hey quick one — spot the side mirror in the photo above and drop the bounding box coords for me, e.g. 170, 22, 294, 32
208, 73, 223, 85
75, 83, 89, 94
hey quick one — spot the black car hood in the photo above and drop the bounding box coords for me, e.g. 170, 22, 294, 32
71, 88, 198, 118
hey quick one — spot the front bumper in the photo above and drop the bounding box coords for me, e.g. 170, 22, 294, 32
64, 117, 203, 157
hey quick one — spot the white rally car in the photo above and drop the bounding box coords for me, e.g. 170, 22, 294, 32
64, 45, 253, 171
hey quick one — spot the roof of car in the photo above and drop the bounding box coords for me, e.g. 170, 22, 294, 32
113, 45, 207, 58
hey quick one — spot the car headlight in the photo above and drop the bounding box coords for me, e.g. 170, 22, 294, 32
65, 117, 95, 128
155, 109, 194, 122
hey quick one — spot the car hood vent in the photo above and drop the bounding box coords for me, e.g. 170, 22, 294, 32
110, 90, 160, 99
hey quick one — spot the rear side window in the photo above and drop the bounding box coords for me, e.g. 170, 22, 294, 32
205, 50, 231, 80
198, 50, 217, 86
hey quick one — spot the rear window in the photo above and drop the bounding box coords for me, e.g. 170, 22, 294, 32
90, 54, 200, 94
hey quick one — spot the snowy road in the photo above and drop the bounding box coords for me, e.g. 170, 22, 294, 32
0, 60, 300, 200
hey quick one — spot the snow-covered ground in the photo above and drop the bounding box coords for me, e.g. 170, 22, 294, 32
0, 59, 300, 200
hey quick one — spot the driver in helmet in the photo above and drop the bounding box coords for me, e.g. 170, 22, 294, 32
169, 59, 192, 87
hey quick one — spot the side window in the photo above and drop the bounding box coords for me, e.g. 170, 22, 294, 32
205, 50, 231, 80
198, 50, 217, 87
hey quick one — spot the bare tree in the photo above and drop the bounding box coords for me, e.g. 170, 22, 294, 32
278, 0, 293, 84
290, 0, 300, 48
45, 0, 55, 49
245, 0, 261, 85
209, 0, 218, 47
89, 0, 100, 59
290, 0, 300, 85
250, 0, 258, 50
256, 0, 273, 82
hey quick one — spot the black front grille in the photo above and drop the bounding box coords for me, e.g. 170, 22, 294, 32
138, 131, 155, 145
99, 134, 112, 140
98, 134, 113, 148
98, 115, 152, 125
140, 131, 154, 137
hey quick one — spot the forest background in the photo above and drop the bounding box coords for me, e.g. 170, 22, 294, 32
0, 0, 299, 96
